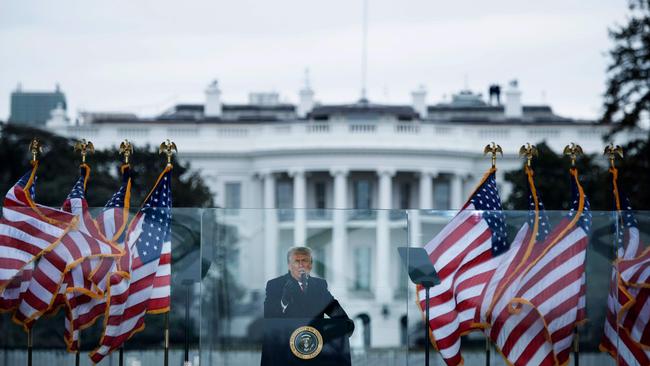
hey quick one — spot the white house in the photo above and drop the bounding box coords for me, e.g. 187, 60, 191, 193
44, 79, 644, 348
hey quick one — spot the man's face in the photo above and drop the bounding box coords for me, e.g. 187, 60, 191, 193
288, 253, 312, 281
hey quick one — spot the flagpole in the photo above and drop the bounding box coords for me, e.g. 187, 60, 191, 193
118, 141, 130, 366
573, 328, 579, 366
482, 142, 501, 366
485, 336, 490, 366
25, 140, 39, 366
164, 312, 170, 366
75, 338, 80, 366
27, 329, 32, 366
425, 286, 430, 366
565, 143, 583, 366
184, 280, 192, 366
158, 140, 175, 366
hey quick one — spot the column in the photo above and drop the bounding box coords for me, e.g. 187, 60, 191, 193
375, 168, 394, 303
290, 168, 307, 246
419, 170, 434, 210
263, 172, 278, 280
330, 167, 348, 296
450, 172, 464, 210
411, 170, 435, 247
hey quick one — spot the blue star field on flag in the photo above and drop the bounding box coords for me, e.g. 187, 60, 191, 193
104, 171, 128, 209
612, 190, 638, 251
66, 168, 87, 201
469, 172, 508, 255
17, 171, 36, 199
620, 194, 638, 229
528, 192, 551, 242
135, 171, 172, 264
568, 174, 592, 233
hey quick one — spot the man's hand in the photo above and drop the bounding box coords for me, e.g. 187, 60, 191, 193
281, 279, 300, 307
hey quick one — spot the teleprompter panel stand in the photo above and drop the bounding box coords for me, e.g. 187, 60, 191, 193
398, 247, 440, 366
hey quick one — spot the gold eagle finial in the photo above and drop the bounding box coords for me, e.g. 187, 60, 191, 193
518, 143, 538, 167
158, 139, 177, 166
119, 139, 134, 164
603, 143, 623, 169
73, 139, 95, 163
563, 143, 583, 167
29, 138, 43, 162
483, 142, 503, 168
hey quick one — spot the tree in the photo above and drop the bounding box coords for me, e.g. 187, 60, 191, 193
0, 123, 214, 207
597, 0, 650, 207
602, 0, 650, 132
504, 142, 609, 211
504, 141, 650, 210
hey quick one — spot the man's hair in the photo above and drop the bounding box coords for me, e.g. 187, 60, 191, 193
286, 246, 313, 263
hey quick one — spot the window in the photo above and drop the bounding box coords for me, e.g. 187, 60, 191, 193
276, 181, 293, 221
276, 181, 293, 208
314, 182, 326, 209
353, 180, 372, 209
224, 182, 241, 215
354, 246, 372, 291
434, 180, 450, 210
313, 245, 326, 279
399, 182, 411, 209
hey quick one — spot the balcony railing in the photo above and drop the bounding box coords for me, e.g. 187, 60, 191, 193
56, 120, 647, 157
277, 209, 294, 221
347, 209, 377, 221
307, 210, 332, 220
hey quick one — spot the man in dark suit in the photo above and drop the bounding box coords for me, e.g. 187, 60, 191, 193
261, 246, 353, 365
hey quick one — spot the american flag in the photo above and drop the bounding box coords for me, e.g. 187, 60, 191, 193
416, 168, 508, 366
481, 167, 556, 366
89, 166, 172, 363
0, 164, 76, 311
13, 165, 123, 330
600, 168, 650, 365
489, 168, 591, 366
64, 164, 132, 351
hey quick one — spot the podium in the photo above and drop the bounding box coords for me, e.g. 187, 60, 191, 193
261, 318, 352, 366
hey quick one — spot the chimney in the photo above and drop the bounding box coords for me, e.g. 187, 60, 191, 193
297, 69, 315, 118
204, 80, 222, 118
45, 103, 69, 127
411, 85, 427, 118
505, 79, 522, 119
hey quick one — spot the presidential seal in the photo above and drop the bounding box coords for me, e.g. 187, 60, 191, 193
289, 326, 323, 359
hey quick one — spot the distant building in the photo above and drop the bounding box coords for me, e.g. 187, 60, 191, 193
9, 83, 67, 126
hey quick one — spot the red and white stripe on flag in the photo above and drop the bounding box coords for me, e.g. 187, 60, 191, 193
62, 165, 132, 350
416, 169, 507, 366
483, 168, 590, 366
599, 167, 650, 365
481, 223, 556, 366
89, 165, 172, 363
0, 165, 77, 310
12, 228, 122, 329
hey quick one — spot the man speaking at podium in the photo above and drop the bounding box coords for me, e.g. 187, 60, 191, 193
261, 246, 354, 365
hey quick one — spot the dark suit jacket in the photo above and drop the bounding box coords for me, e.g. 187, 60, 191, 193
261, 272, 353, 365
263, 272, 349, 319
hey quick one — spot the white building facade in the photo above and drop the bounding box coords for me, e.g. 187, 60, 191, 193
45, 80, 645, 348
